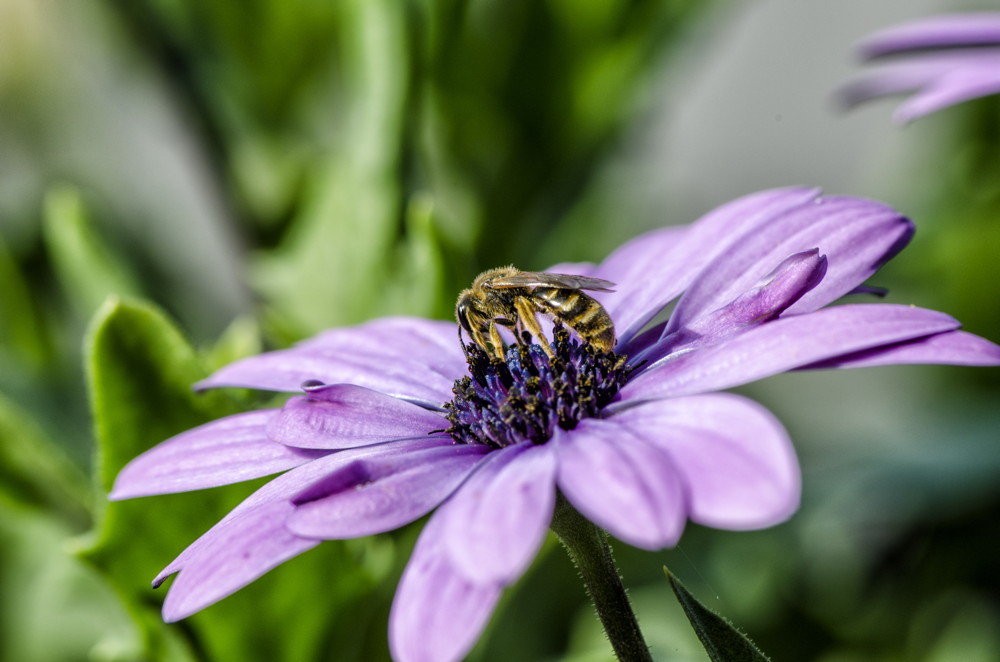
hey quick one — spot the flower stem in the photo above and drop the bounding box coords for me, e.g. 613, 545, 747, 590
550, 495, 653, 662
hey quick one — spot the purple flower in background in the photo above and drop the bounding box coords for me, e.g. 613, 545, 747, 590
842, 13, 1000, 122
112, 187, 1000, 662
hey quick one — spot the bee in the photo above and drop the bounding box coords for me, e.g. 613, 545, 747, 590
455, 266, 617, 360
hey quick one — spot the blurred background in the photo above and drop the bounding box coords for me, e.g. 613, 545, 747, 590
1, 0, 998, 660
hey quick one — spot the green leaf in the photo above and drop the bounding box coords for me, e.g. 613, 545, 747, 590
0, 497, 142, 662
43, 186, 143, 318
81, 297, 394, 661
0, 394, 92, 528
202, 314, 262, 374
665, 567, 772, 662
0, 234, 49, 371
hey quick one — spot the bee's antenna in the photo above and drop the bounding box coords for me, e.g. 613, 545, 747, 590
457, 326, 472, 358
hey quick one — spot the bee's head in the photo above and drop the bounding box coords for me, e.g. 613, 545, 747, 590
455, 290, 479, 336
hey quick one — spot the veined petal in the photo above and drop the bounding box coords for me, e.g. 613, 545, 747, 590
286, 443, 489, 539
802, 329, 1000, 369
610, 394, 799, 530
555, 422, 687, 550
859, 13, 1000, 58
109, 411, 329, 499
663, 196, 912, 336
155, 438, 441, 621
267, 384, 447, 449
390, 512, 502, 662
598, 187, 821, 345
196, 317, 463, 405
442, 443, 556, 584
624, 304, 960, 400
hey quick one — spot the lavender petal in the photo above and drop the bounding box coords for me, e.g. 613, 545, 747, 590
267, 384, 447, 449
109, 411, 330, 499
286, 442, 489, 539
859, 13, 1000, 59
441, 443, 556, 584
555, 422, 687, 550
642, 250, 827, 361
609, 394, 800, 530
624, 304, 960, 399
802, 329, 1000, 370
662, 195, 912, 337
196, 316, 463, 404
597, 187, 820, 346
155, 439, 442, 621
389, 512, 502, 662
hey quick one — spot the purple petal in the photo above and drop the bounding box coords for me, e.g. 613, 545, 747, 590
661, 196, 912, 337
624, 304, 960, 400
442, 443, 556, 584
286, 442, 489, 539
598, 188, 821, 346
893, 56, 1000, 122
803, 329, 1000, 369
390, 511, 502, 662
266, 384, 448, 449
155, 438, 442, 621
859, 13, 1000, 59
642, 250, 826, 361
196, 317, 464, 405
555, 421, 687, 550
609, 394, 799, 530
110, 411, 330, 499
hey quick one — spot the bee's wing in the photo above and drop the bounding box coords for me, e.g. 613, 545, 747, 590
488, 271, 616, 292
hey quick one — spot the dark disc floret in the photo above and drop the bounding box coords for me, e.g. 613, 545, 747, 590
444, 326, 632, 448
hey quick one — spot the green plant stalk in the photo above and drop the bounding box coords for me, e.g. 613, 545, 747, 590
550, 495, 653, 662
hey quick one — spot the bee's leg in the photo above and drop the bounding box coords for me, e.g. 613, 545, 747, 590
486, 321, 506, 361
513, 298, 554, 357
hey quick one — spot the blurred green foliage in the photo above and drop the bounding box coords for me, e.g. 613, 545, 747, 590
1, 0, 999, 660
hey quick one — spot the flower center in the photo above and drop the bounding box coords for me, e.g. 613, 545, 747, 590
444, 326, 632, 448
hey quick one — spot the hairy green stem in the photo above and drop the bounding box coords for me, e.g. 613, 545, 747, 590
550, 496, 653, 662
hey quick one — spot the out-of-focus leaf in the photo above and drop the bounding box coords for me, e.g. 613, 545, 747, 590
81, 297, 394, 661
916, 592, 1000, 662
0, 393, 92, 527
666, 567, 771, 662
0, 234, 49, 371
0, 497, 141, 662
43, 186, 142, 318
253, 0, 413, 336
202, 314, 262, 374
383, 193, 450, 320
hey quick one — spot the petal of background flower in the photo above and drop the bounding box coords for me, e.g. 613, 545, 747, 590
596, 187, 822, 345
609, 394, 800, 530
858, 13, 1000, 58
266, 384, 447, 449
442, 443, 556, 584
801, 329, 1000, 369
624, 304, 960, 399
893, 58, 1000, 122
109, 410, 330, 499
155, 438, 442, 621
662, 195, 912, 337
286, 443, 489, 539
390, 512, 502, 662
555, 421, 687, 550
196, 317, 463, 405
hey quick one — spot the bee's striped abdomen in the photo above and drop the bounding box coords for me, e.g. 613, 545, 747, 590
534, 287, 616, 352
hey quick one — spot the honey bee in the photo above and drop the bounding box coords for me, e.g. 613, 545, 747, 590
455, 266, 617, 360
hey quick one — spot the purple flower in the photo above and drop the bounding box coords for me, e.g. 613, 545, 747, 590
841, 13, 1000, 122
112, 187, 1000, 662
